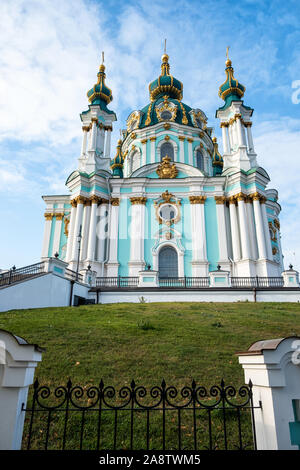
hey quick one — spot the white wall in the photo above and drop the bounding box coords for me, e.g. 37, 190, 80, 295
98, 289, 300, 303
0, 273, 91, 312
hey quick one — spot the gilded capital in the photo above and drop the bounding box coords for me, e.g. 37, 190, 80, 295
82, 125, 90, 132
189, 195, 206, 204
187, 137, 194, 143
141, 138, 148, 144
110, 197, 120, 206
215, 196, 226, 205
150, 136, 156, 142
130, 197, 147, 205
260, 196, 267, 204
90, 195, 101, 204
178, 136, 185, 141
75, 195, 87, 205
250, 192, 261, 201
235, 192, 246, 202
70, 199, 77, 208
44, 212, 53, 220
228, 196, 237, 205
54, 212, 64, 220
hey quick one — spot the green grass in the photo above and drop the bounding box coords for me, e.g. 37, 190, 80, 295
1, 302, 299, 450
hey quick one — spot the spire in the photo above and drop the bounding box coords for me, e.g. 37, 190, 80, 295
87, 52, 113, 106
218, 49, 245, 108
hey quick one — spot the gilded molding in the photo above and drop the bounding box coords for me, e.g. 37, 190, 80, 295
179, 102, 188, 125
187, 137, 194, 143
110, 198, 120, 206
260, 196, 267, 204
274, 219, 280, 230
228, 196, 237, 205
189, 195, 206, 204
54, 212, 64, 220
145, 102, 153, 126
44, 212, 53, 220
131, 132, 137, 140
75, 195, 87, 205
150, 136, 156, 142
64, 217, 70, 237
178, 136, 185, 141
70, 199, 77, 208
130, 197, 147, 205
220, 122, 229, 128
164, 123, 171, 130
91, 117, 98, 123
214, 196, 226, 205
272, 246, 278, 255
141, 138, 148, 144
249, 192, 261, 201
164, 135, 170, 141
82, 126, 90, 132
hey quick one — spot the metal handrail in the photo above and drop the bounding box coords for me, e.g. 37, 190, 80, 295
0, 262, 46, 287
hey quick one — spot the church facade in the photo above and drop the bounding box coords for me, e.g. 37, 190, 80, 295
41, 52, 284, 280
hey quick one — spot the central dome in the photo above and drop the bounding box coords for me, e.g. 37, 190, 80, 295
148, 54, 183, 101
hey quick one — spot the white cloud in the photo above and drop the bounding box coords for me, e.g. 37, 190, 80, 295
254, 116, 300, 268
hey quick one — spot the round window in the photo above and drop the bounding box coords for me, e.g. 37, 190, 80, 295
159, 204, 177, 222
161, 110, 172, 120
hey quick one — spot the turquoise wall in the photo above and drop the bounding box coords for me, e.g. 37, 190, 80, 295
204, 198, 219, 271
181, 198, 192, 276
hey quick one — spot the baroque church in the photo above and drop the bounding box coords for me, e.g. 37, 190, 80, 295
41, 51, 284, 280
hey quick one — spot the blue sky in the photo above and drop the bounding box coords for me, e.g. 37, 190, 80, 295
1, 0, 300, 270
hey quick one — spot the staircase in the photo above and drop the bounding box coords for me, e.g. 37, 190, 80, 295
0, 262, 46, 288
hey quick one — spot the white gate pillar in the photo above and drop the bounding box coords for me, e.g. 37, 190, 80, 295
0, 330, 44, 450
238, 336, 300, 450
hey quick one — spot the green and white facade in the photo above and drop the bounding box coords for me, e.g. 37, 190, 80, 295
41, 53, 284, 279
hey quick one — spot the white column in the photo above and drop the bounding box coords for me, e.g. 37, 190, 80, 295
80, 201, 91, 261
0, 330, 43, 450
228, 125, 233, 151
252, 195, 267, 259
236, 116, 246, 146
237, 194, 251, 260
88, 119, 97, 151
187, 138, 193, 165
41, 214, 53, 258
52, 213, 63, 256
96, 201, 109, 263
129, 198, 146, 275
141, 139, 147, 167
106, 198, 120, 276
221, 124, 229, 154
71, 197, 84, 261
65, 202, 77, 262
150, 137, 156, 163
246, 124, 254, 152
229, 198, 241, 261
179, 137, 185, 163
245, 199, 257, 260
261, 199, 273, 260
98, 126, 105, 154
190, 197, 208, 276
104, 127, 112, 158
86, 196, 99, 262
215, 197, 229, 264
81, 127, 89, 156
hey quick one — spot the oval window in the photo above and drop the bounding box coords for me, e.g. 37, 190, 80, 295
159, 204, 176, 222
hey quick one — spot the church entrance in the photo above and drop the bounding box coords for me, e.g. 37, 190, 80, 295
158, 246, 178, 278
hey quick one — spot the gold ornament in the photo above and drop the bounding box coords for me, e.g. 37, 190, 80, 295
156, 156, 178, 179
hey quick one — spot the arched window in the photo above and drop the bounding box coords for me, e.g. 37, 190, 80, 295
158, 246, 178, 278
196, 149, 204, 172
161, 110, 172, 120
131, 151, 140, 173
160, 142, 174, 161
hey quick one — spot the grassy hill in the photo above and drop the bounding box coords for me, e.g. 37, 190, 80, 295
1, 302, 299, 450
1, 302, 300, 386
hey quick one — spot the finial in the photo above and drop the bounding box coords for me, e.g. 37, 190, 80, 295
102, 51, 104, 65
99, 51, 105, 72
164, 38, 167, 54
225, 46, 232, 67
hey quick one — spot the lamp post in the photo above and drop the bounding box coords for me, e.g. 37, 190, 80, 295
76, 225, 82, 281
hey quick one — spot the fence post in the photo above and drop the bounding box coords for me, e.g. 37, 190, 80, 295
237, 336, 300, 450
0, 330, 44, 450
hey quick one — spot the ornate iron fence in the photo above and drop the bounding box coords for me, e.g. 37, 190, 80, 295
22, 378, 259, 451
231, 276, 284, 288
0, 262, 45, 287
159, 277, 210, 288
96, 277, 139, 288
